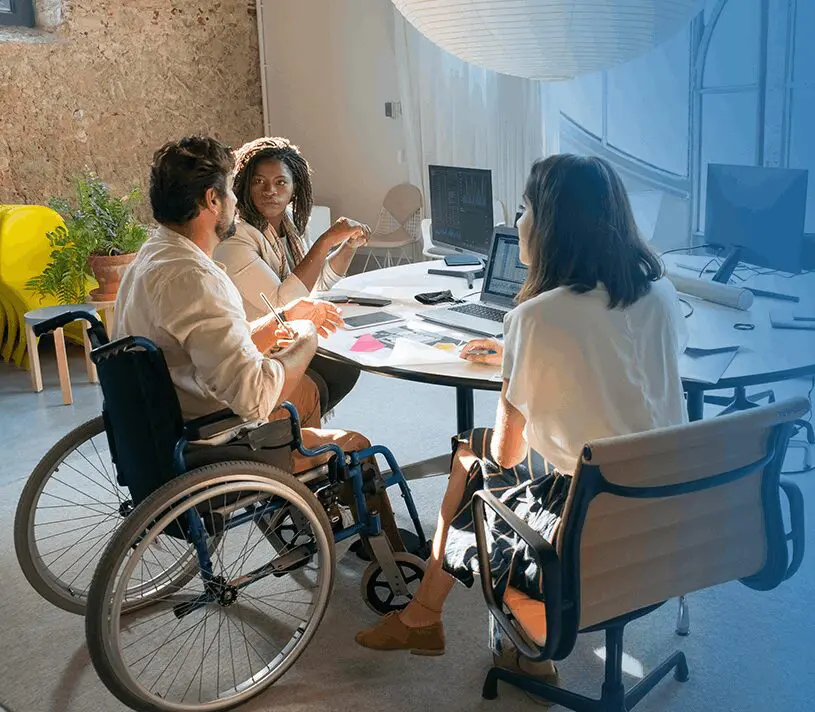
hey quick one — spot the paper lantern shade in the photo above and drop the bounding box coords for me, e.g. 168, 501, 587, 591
392, 0, 700, 81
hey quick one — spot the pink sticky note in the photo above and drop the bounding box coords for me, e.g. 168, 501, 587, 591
351, 334, 386, 353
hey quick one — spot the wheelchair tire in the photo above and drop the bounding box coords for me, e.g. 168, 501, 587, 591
86, 461, 335, 712
14, 416, 129, 614
361, 552, 426, 615
14, 416, 209, 616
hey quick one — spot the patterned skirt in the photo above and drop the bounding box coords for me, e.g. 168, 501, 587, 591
442, 428, 571, 601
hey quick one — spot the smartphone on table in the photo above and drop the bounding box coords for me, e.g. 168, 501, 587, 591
343, 311, 404, 330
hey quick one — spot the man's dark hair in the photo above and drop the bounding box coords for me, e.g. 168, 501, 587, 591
233, 137, 314, 235
149, 136, 235, 224
519, 154, 664, 309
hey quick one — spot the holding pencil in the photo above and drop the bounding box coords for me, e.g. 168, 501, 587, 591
260, 292, 295, 339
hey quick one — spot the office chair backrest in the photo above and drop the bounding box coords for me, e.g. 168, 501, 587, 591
557, 397, 809, 630
93, 336, 186, 506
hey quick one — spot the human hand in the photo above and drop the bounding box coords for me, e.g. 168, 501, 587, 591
284, 298, 345, 337
319, 217, 371, 250
459, 338, 503, 366
272, 319, 317, 352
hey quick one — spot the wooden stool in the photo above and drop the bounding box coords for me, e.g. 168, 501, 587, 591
24, 305, 99, 405
86, 298, 115, 331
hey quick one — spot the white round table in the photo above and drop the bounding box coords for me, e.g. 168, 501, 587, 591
320, 258, 815, 428
319, 261, 500, 433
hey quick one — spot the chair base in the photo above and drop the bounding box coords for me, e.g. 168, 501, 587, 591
483, 625, 689, 711
704, 385, 774, 415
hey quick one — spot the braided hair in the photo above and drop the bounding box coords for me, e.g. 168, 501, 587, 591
233, 136, 314, 236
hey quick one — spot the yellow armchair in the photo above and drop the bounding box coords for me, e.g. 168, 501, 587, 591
0, 205, 95, 367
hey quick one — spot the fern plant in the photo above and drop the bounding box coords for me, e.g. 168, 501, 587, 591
26, 173, 148, 304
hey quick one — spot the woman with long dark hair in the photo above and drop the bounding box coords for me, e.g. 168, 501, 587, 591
355, 155, 689, 692
215, 137, 367, 415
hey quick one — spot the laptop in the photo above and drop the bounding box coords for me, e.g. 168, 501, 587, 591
419, 227, 527, 337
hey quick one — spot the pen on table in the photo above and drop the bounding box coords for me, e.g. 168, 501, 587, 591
259, 293, 295, 339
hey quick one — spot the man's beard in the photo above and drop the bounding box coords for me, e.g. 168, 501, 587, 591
216, 216, 237, 241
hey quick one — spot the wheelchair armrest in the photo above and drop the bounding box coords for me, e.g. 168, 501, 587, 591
780, 477, 805, 581
472, 490, 563, 662
183, 409, 245, 441
280, 402, 346, 471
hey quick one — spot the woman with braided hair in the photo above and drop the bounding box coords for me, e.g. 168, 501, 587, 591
215, 136, 369, 415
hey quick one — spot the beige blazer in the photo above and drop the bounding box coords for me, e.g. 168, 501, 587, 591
214, 219, 342, 320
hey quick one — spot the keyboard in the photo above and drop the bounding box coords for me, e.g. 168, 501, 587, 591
449, 303, 506, 322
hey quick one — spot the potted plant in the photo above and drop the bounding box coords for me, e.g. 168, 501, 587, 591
26, 173, 148, 304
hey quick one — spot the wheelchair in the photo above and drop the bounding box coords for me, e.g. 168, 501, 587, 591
15, 309, 431, 711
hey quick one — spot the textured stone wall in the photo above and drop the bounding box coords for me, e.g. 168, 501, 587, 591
0, 1, 263, 215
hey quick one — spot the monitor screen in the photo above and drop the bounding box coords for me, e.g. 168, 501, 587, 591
483, 228, 527, 305
704, 164, 808, 274
428, 164, 494, 257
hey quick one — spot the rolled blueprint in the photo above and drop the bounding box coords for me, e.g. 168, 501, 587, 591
665, 271, 754, 311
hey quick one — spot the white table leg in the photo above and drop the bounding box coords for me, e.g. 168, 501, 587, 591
25, 323, 43, 393
53, 327, 73, 405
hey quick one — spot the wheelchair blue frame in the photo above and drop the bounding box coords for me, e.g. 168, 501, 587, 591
33, 310, 429, 619
172, 398, 429, 619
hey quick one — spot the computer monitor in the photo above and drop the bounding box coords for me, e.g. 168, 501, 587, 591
704, 163, 809, 283
428, 164, 494, 257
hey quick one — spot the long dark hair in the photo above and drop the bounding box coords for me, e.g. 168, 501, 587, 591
233, 137, 313, 235
517, 154, 663, 309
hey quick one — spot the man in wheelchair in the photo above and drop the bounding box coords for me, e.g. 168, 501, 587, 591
113, 135, 404, 553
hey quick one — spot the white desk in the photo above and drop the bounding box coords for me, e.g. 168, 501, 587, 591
663, 254, 815, 419
320, 259, 815, 428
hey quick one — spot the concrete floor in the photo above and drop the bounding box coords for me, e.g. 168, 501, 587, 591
1, 340, 815, 712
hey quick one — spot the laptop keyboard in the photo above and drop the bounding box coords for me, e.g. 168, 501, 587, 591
449, 303, 506, 322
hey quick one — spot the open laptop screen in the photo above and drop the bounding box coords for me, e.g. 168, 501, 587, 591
482, 228, 528, 307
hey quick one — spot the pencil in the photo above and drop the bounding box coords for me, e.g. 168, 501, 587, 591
259, 293, 295, 338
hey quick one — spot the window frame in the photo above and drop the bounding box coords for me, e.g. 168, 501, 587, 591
0, 0, 35, 28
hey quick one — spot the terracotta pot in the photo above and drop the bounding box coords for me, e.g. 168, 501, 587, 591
87, 253, 136, 301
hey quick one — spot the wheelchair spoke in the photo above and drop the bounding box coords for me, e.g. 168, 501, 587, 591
49, 472, 120, 512
36, 517, 115, 543
70, 451, 121, 501
92, 472, 334, 710
37, 491, 117, 518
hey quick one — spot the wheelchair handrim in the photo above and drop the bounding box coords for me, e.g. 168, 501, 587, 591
99, 474, 334, 711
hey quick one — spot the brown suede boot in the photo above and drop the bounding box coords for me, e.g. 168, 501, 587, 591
355, 613, 445, 656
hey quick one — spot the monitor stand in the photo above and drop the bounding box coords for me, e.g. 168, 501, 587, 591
427, 260, 485, 290
711, 246, 799, 303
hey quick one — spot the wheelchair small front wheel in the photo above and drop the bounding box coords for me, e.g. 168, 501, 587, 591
361, 552, 426, 615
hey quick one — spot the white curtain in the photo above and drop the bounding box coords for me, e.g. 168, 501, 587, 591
394, 9, 553, 222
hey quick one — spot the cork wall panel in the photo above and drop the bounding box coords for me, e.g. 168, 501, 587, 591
0, 1, 263, 214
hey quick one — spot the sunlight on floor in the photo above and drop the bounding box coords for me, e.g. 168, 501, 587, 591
593, 646, 644, 678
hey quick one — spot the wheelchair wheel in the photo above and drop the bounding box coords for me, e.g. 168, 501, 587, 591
86, 461, 335, 712
361, 552, 426, 615
14, 416, 209, 615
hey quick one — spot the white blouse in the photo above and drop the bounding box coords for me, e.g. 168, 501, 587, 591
502, 277, 689, 475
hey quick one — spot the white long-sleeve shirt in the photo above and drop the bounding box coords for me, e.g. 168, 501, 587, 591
112, 225, 286, 421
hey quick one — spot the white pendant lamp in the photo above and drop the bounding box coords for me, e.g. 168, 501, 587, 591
392, 0, 700, 80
